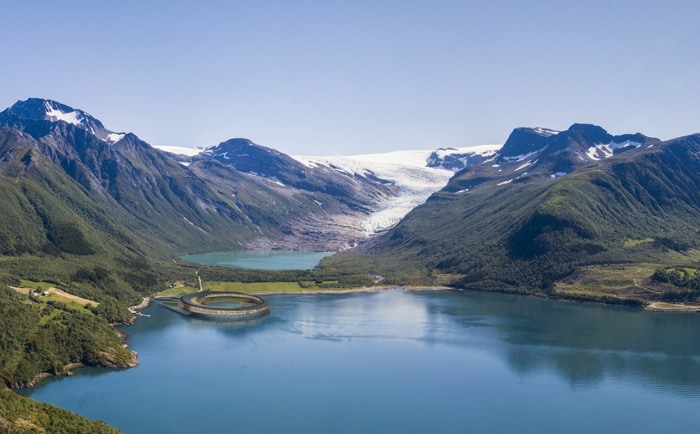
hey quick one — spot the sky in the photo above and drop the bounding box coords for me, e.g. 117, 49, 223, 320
2, 0, 699, 156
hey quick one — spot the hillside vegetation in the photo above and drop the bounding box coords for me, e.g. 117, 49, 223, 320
0, 387, 120, 433
0, 286, 135, 389
3, 100, 700, 429
358, 128, 700, 305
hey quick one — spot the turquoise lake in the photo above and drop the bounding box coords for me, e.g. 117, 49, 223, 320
20, 289, 700, 433
181, 250, 333, 270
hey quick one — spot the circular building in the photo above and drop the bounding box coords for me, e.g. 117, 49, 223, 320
179, 291, 269, 321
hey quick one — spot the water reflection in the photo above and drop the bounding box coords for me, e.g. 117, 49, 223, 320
155, 289, 700, 394
23, 288, 700, 433
274, 290, 440, 344
412, 290, 700, 394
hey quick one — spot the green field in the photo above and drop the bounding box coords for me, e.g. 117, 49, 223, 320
156, 280, 351, 297
554, 263, 685, 306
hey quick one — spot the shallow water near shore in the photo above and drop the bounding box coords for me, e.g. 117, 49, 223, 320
21, 289, 700, 433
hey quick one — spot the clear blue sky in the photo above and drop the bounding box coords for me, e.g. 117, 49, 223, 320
2, 1, 699, 155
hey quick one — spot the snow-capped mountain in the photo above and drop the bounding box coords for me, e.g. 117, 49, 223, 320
0, 98, 126, 145
14, 98, 676, 257
0, 98, 402, 252
158, 141, 500, 235
365, 123, 700, 295
435, 124, 662, 194
497, 124, 657, 165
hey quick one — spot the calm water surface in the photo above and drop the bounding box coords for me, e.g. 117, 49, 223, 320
181, 250, 333, 270
22, 290, 700, 433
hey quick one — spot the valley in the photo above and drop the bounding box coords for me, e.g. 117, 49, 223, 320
3, 98, 700, 431
3, 99, 700, 312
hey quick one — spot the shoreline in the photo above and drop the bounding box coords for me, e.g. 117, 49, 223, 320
153, 284, 700, 314
249, 285, 453, 296
17, 363, 85, 389
12, 301, 145, 390
251, 285, 395, 296
17, 286, 696, 390
645, 301, 700, 312
129, 297, 152, 313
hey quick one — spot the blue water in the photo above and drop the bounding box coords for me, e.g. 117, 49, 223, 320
181, 250, 333, 270
21, 290, 700, 433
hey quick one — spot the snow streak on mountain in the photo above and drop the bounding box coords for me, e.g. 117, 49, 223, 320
294, 146, 500, 233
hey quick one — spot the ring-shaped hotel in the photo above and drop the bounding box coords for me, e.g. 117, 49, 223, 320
179, 291, 269, 321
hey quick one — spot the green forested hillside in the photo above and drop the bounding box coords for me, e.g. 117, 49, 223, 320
0, 286, 135, 389
3, 101, 700, 429
0, 387, 120, 433
359, 132, 700, 303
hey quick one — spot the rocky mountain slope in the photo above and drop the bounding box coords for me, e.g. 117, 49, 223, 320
0, 98, 423, 253
0, 97, 499, 270
161, 137, 498, 246
5, 97, 699, 301
362, 124, 700, 298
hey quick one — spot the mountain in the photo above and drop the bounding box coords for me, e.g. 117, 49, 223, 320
163, 140, 498, 242
180, 138, 404, 250
194, 138, 397, 212
0, 99, 261, 256
1, 98, 123, 145
361, 124, 700, 300
0, 98, 408, 254
1, 97, 494, 273
5, 98, 699, 301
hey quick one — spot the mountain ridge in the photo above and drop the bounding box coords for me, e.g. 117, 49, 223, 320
357, 123, 700, 302
7, 97, 700, 292
0, 98, 422, 253
1, 98, 500, 255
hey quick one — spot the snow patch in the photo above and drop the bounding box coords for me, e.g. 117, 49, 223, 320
44, 101, 83, 126
432, 144, 500, 159
497, 179, 513, 186
612, 140, 642, 150
586, 140, 641, 160
533, 127, 559, 136
587, 145, 605, 160
515, 160, 535, 171
501, 148, 545, 162
153, 145, 203, 156
106, 133, 125, 144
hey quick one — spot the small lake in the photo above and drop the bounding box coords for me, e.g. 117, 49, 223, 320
181, 250, 333, 270
21, 290, 700, 433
